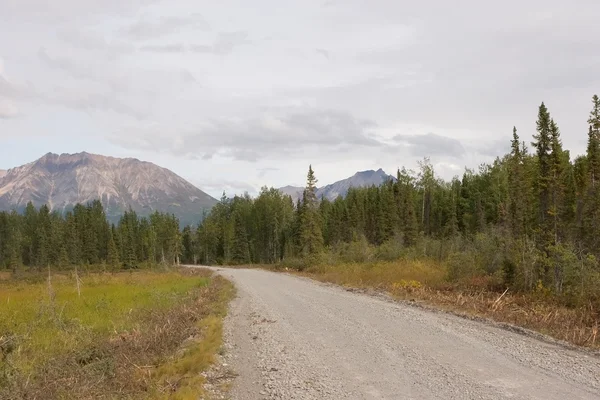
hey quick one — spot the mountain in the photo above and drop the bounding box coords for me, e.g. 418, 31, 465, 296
279, 168, 395, 202
0, 152, 218, 226
317, 168, 395, 201
278, 185, 304, 203
0, 170, 6, 179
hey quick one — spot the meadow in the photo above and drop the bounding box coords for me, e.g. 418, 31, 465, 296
0, 267, 234, 399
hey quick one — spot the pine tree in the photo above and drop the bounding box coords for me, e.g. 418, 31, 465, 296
418, 158, 435, 236
181, 226, 195, 264
582, 95, 600, 253
58, 245, 69, 268
548, 118, 565, 245
396, 168, 418, 246
587, 125, 600, 188
231, 212, 250, 264
299, 165, 324, 256
532, 102, 553, 242
107, 230, 120, 270
508, 127, 527, 237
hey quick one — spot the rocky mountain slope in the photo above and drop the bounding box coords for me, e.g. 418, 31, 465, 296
280, 168, 394, 202
0, 170, 6, 179
0, 152, 217, 226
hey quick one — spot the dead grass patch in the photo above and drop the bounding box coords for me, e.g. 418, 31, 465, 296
0, 267, 235, 399
288, 261, 600, 350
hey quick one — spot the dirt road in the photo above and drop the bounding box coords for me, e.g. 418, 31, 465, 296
207, 267, 600, 399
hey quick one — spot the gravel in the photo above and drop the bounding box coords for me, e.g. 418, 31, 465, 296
205, 267, 600, 400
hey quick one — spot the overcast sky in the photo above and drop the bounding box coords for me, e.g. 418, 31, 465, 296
1, 0, 599, 198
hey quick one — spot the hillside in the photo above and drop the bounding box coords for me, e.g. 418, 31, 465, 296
0, 152, 217, 225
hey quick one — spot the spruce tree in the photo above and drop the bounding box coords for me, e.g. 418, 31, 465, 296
508, 127, 526, 237
548, 118, 564, 244
299, 165, 324, 256
532, 102, 553, 240
107, 231, 120, 270
231, 212, 250, 264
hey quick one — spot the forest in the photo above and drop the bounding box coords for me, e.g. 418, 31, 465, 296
1, 95, 600, 306
193, 95, 600, 306
0, 201, 182, 271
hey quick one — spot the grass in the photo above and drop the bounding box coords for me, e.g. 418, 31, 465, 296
0, 267, 235, 399
287, 260, 600, 350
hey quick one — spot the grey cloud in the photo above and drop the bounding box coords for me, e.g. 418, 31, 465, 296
140, 44, 186, 53
258, 167, 279, 178
393, 133, 465, 159
43, 87, 147, 119
316, 48, 330, 59
110, 108, 383, 161
191, 31, 249, 55
38, 48, 194, 92
193, 179, 257, 197
180, 70, 197, 84
0, 98, 18, 118
472, 138, 511, 158
136, 31, 250, 55
56, 30, 134, 58
38, 48, 93, 82
125, 13, 209, 39
0, 0, 161, 22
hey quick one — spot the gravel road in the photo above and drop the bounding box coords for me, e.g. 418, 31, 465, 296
207, 267, 600, 400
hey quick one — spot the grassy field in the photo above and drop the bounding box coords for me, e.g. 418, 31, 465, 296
0, 267, 234, 399
283, 260, 599, 349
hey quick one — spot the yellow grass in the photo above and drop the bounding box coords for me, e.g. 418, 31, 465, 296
305, 259, 447, 290
0, 268, 235, 399
298, 260, 599, 349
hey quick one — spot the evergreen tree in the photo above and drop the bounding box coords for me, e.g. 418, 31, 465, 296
532, 102, 552, 233
231, 212, 250, 264
508, 127, 527, 237
299, 165, 324, 256
107, 230, 120, 270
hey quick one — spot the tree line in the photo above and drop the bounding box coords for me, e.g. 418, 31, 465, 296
0, 200, 182, 270
2, 95, 600, 304
190, 95, 600, 303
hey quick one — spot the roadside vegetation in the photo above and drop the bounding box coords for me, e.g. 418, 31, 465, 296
0, 267, 234, 399
190, 95, 600, 349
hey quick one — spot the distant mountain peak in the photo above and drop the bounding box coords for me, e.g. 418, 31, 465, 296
0, 152, 218, 226
278, 168, 394, 202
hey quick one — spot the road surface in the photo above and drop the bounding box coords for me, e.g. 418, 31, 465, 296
206, 267, 600, 400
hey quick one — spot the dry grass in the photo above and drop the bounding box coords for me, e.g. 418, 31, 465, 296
295, 261, 600, 350
0, 267, 235, 399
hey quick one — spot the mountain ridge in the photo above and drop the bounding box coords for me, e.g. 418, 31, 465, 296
279, 168, 395, 202
0, 152, 218, 226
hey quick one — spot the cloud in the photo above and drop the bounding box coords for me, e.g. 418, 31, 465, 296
193, 179, 258, 197
139, 44, 186, 53
56, 29, 134, 58
393, 133, 465, 159
0, 98, 18, 118
135, 31, 250, 55
0, 60, 27, 116
110, 108, 383, 161
258, 167, 279, 178
316, 48, 330, 59
124, 13, 209, 39
4, 0, 600, 190
190, 31, 250, 55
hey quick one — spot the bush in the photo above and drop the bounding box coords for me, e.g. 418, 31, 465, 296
375, 236, 405, 261
446, 251, 482, 282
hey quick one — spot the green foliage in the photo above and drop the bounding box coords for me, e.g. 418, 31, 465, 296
2, 95, 600, 308
0, 201, 182, 271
